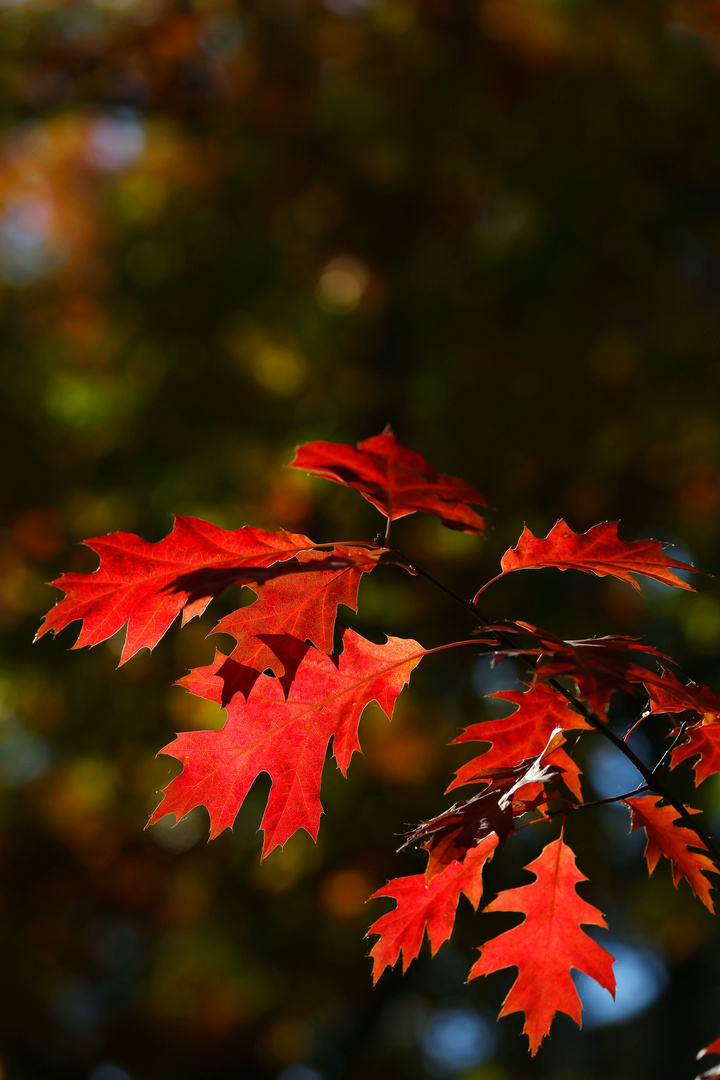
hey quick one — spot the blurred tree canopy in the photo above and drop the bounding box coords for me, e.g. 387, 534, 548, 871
3, 0, 720, 1077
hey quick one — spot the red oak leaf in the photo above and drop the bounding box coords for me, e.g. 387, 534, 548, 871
469, 835, 616, 1055
449, 684, 590, 799
366, 834, 499, 981
148, 630, 425, 854
670, 722, 720, 786
35, 516, 319, 664
495, 520, 696, 593
476, 621, 671, 715
638, 671, 720, 786
210, 545, 374, 680
289, 426, 487, 533
624, 796, 716, 912
643, 670, 720, 722
533, 631, 671, 715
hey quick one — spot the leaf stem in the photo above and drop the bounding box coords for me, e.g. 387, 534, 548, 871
387, 545, 720, 872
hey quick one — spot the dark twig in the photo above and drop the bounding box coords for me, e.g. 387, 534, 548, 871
547, 784, 649, 817
653, 720, 690, 777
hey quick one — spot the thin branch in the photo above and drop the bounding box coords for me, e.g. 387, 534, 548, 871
547, 784, 649, 817
653, 720, 689, 777
387, 545, 720, 872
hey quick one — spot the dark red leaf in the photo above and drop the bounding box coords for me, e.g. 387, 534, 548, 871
289, 426, 487, 532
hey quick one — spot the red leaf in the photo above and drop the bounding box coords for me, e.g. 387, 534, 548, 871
624, 796, 716, 912
366, 834, 499, 981
469, 835, 616, 1055
289, 426, 487, 533
35, 516, 318, 664
477, 621, 671, 715
449, 684, 590, 799
211, 546, 374, 679
498, 520, 696, 592
643, 670, 720, 722
639, 671, 720, 786
535, 633, 671, 715
670, 722, 720, 787
149, 630, 425, 853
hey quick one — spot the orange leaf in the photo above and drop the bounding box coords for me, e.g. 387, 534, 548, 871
366, 834, 499, 981
499, 520, 696, 592
624, 795, 716, 912
469, 835, 615, 1055
641, 671, 720, 786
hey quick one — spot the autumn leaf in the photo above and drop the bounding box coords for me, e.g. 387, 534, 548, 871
449, 684, 590, 800
35, 516, 320, 664
624, 795, 716, 911
366, 834, 499, 981
149, 630, 425, 853
289, 426, 487, 533
476, 621, 671, 715
537, 634, 671, 714
643, 669, 720, 722
209, 545, 374, 681
469, 835, 616, 1055
487, 520, 696, 595
638, 671, 720, 787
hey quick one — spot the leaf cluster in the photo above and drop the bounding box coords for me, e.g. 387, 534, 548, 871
37, 427, 720, 1059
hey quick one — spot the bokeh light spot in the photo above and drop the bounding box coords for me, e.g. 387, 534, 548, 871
316, 256, 369, 312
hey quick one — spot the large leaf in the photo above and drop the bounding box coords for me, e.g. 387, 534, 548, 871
289, 426, 487, 532
149, 630, 425, 853
469, 835, 616, 1054
497, 520, 696, 592
366, 834, 499, 981
624, 795, 716, 912
36, 516, 318, 664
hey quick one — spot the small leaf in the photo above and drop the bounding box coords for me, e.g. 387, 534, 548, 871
366, 834, 498, 981
290, 426, 487, 532
624, 795, 716, 912
498, 520, 696, 592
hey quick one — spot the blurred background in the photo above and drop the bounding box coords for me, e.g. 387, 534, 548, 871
3, 0, 720, 1076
